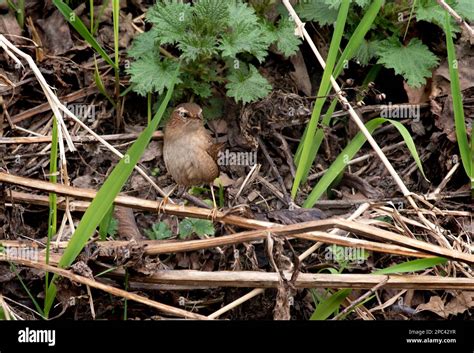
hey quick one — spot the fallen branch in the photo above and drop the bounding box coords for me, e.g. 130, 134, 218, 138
0, 256, 207, 320
2, 172, 473, 263
111, 269, 474, 290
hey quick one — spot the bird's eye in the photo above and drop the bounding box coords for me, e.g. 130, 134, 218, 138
177, 109, 188, 118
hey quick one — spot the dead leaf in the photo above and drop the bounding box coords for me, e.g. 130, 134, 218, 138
416, 292, 474, 318
290, 50, 312, 96
36, 11, 74, 56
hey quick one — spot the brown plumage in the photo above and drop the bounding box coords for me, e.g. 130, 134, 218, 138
163, 103, 223, 188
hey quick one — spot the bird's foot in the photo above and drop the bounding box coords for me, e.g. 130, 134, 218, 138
157, 195, 169, 214
207, 207, 220, 223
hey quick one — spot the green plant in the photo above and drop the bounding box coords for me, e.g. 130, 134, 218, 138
43, 67, 179, 317
297, 0, 474, 87
179, 218, 214, 239
127, 0, 301, 104
310, 256, 447, 320
443, 12, 473, 187
145, 222, 172, 240
6, 0, 25, 29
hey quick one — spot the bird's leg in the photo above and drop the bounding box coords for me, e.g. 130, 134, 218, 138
208, 182, 219, 221
157, 184, 178, 214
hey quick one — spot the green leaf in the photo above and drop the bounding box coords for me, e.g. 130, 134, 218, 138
444, 12, 472, 179
146, 0, 192, 45
374, 257, 448, 275
416, 0, 460, 31
178, 218, 194, 239
273, 16, 302, 57
455, 0, 474, 21
376, 38, 439, 87
219, 1, 272, 62
178, 218, 215, 239
192, 219, 215, 237
128, 55, 182, 96
179, 32, 218, 61
191, 0, 229, 37
296, 0, 339, 25
52, 0, 115, 68
226, 64, 271, 104
303, 118, 427, 207
354, 39, 379, 66
128, 29, 158, 59
310, 289, 352, 320
292, 0, 350, 198
43, 66, 179, 317
145, 222, 172, 240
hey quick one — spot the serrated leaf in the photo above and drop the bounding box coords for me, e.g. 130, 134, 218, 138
145, 222, 172, 240
376, 38, 439, 87
296, 0, 339, 25
191, 0, 229, 36
416, 0, 460, 32
226, 65, 271, 104
178, 32, 218, 61
146, 0, 192, 45
128, 29, 158, 59
178, 218, 195, 239
128, 55, 182, 96
191, 219, 215, 237
354, 39, 379, 66
273, 16, 302, 57
178, 218, 215, 239
455, 0, 474, 21
218, 1, 272, 62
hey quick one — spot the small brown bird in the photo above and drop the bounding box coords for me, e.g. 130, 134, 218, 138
163, 103, 223, 211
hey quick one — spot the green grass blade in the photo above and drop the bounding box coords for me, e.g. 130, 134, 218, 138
99, 204, 114, 240
93, 56, 116, 107
374, 257, 448, 275
293, 0, 383, 188
303, 118, 426, 207
45, 118, 58, 289
310, 288, 351, 320
291, 0, 350, 198
43, 66, 179, 316
333, 0, 384, 79
444, 12, 472, 179
10, 263, 45, 318
112, 0, 120, 98
310, 256, 447, 320
52, 0, 116, 68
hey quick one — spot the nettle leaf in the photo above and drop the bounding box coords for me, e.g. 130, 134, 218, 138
186, 79, 213, 98
128, 55, 182, 96
354, 39, 379, 66
376, 38, 439, 87
273, 16, 302, 57
179, 32, 218, 61
296, 0, 339, 25
146, 0, 192, 45
191, 0, 229, 37
128, 29, 158, 59
219, 1, 272, 62
454, 0, 474, 21
226, 64, 271, 104
416, 0, 460, 32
